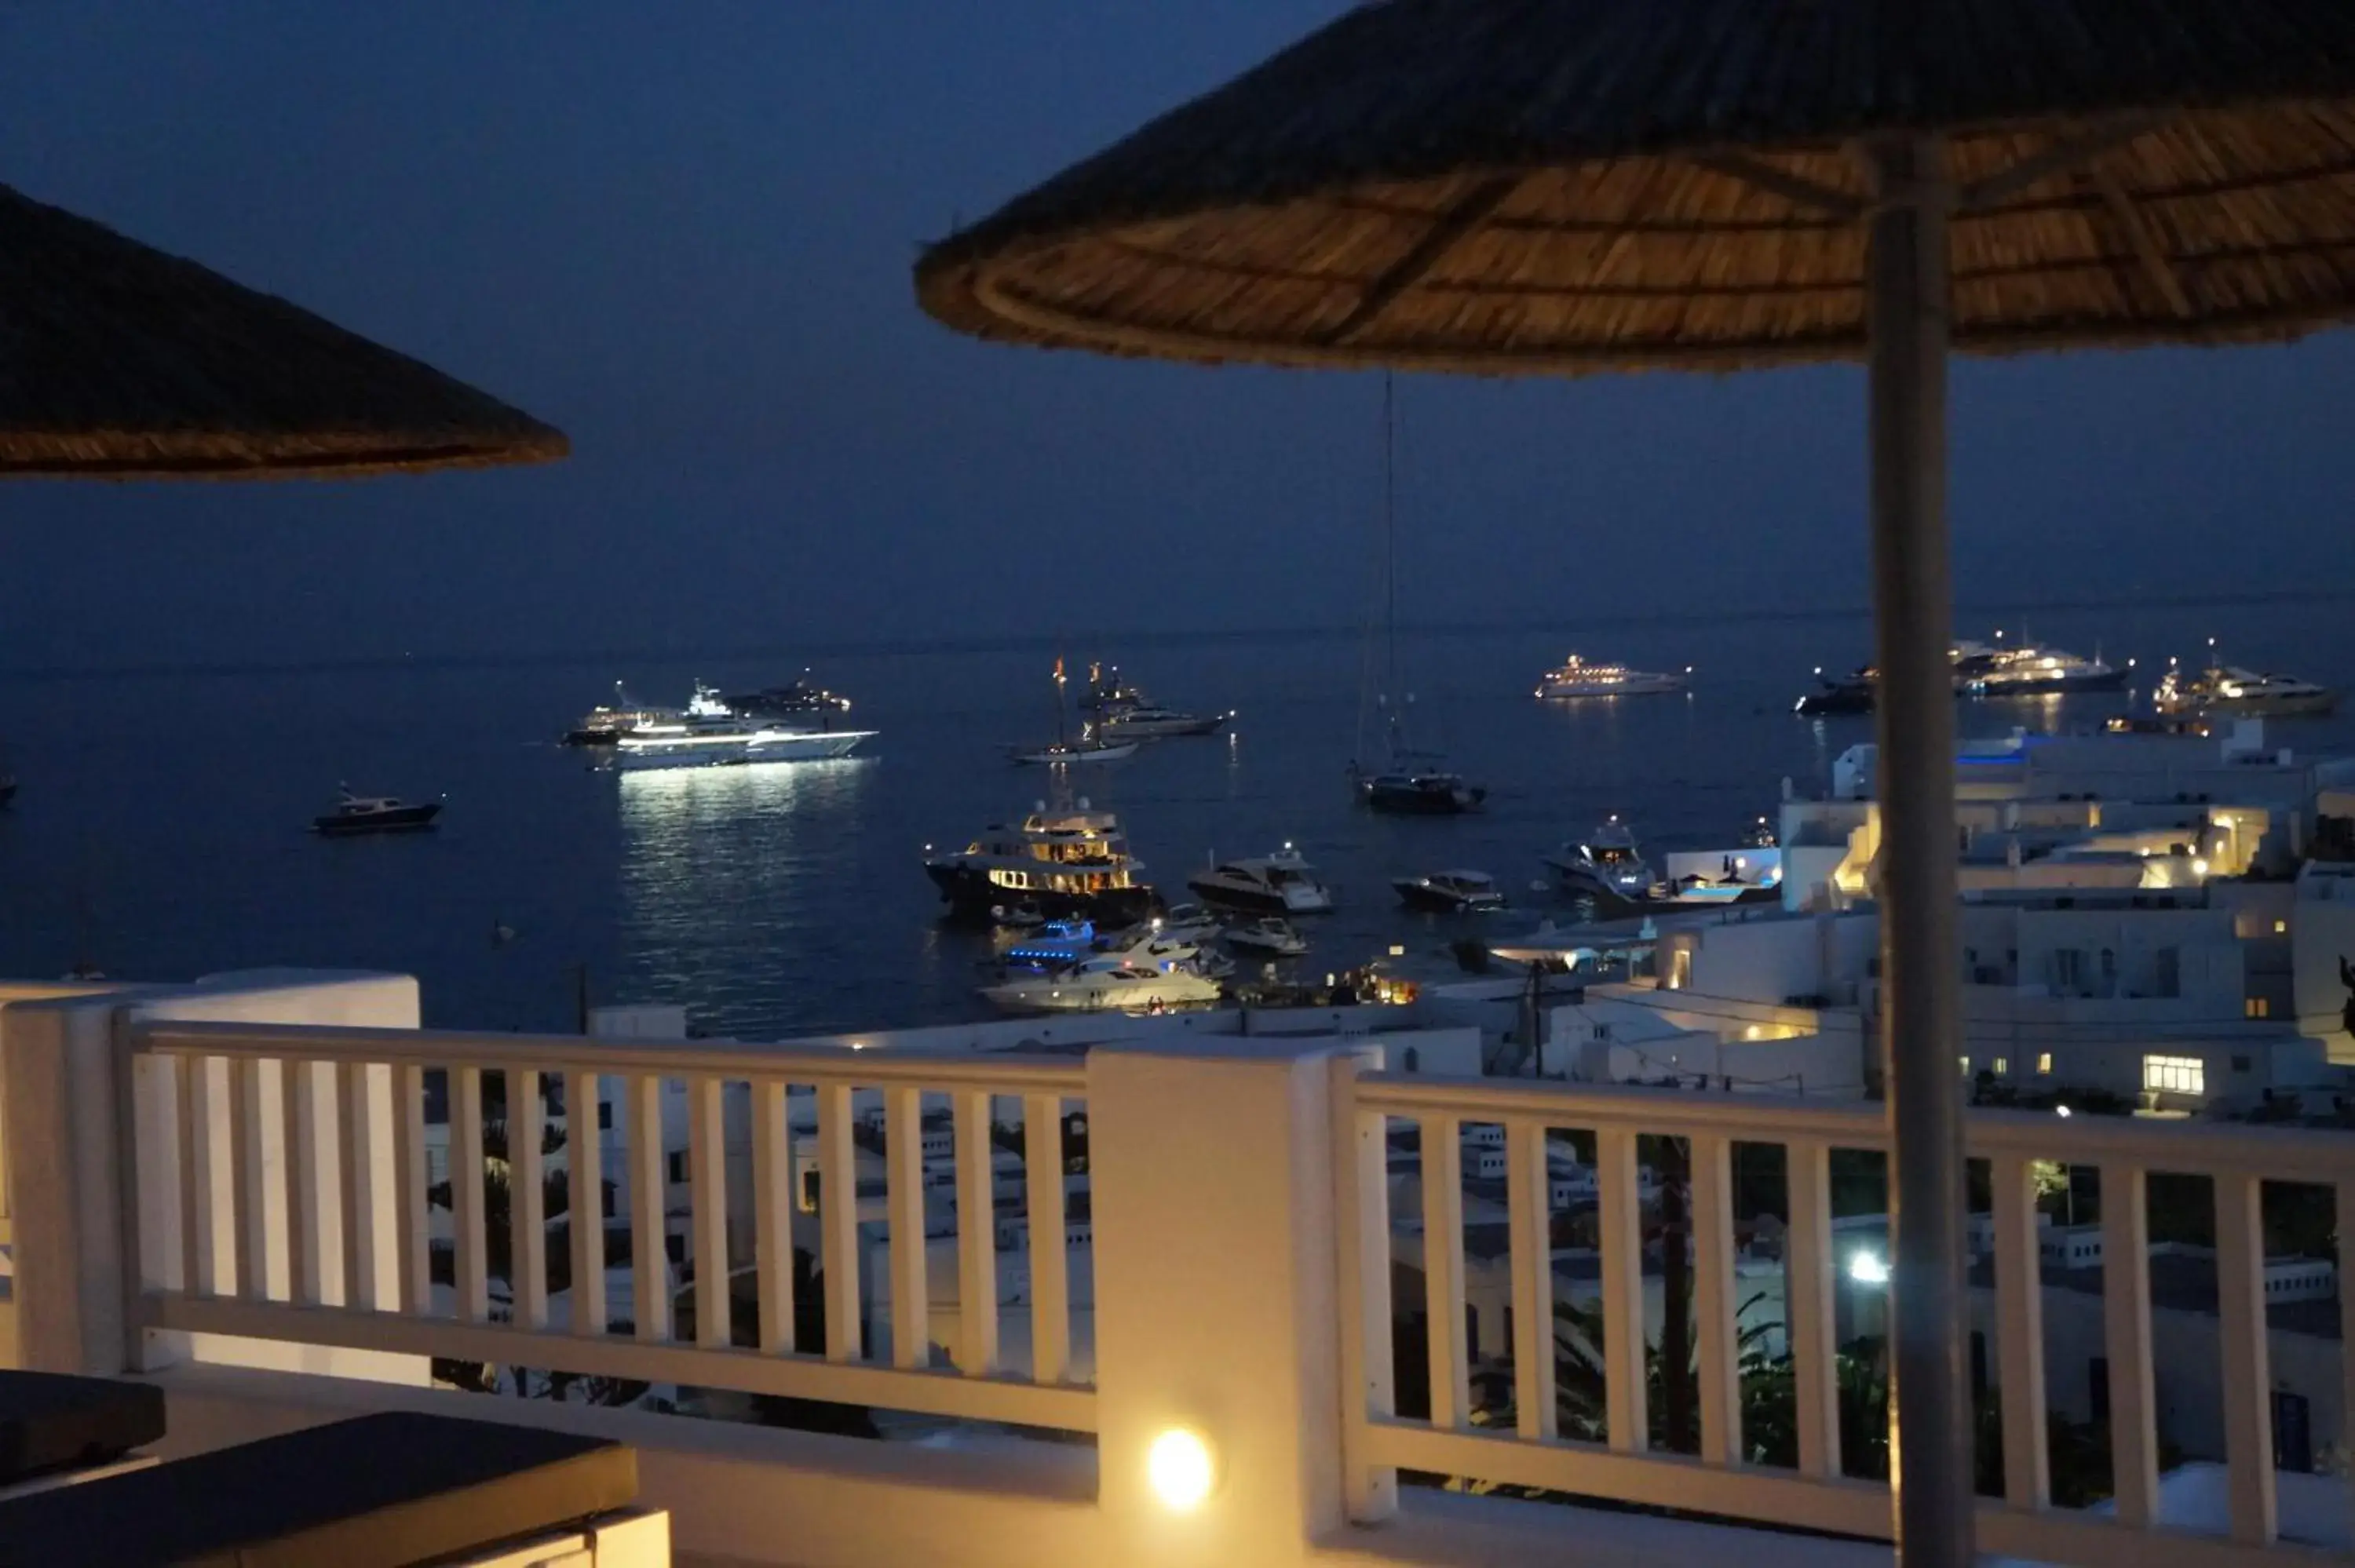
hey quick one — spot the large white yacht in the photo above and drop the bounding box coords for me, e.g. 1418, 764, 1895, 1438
612, 685, 875, 770
2156, 660, 2337, 717
1963, 644, 2127, 696
1535, 655, 1691, 699
924, 800, 1160, 925
979, 954, 1223, 1014
1187, 844, 1335, 914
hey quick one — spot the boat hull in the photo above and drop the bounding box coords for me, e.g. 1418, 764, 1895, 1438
1393, 880, 1504, 913
614, 730, 874, 769
314, 802, 441, 836
2200, 691, 2339, 717
1009, 742, 1141, 765
926, 862, 1160, 927
1360, 777, 1485, 815
1970, 669, 2130, 696
1097, 713, 1230, 739
1185, 878, 1331, 916
1539, 677, 1686, 698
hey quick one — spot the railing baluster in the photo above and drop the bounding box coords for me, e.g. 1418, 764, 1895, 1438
232, 1056, 267, 1302
396, 1063, 429, 1315
282, 1059, 317, 1307
1506, 1118, 1556, 1441
1991, 1151, 2049, 1510
514, 1069, 548, 1331
2342, 1177, 2355, 1548
451, 1065, 487, 1323
954, 1089, 998, 1377
1689, 1131, 1741, 1468
1419, 1112, 1468, 1430
1022, 1092, 1068, 1386
626, 1074, 670, 1341
2100, 1161, 2159, 1528
1785, 1137, 1839, 1479
885, 1085, 929, 1369
689, 1075, 729, 1349
2213, 1169, 2278, 1545
752, 1081, 794, 1354
1332, 1076, 1397, 1523
1595, 1125, 1648, 1454
336, 1062, 372, 1311
174, 1054, 203, 1298
565, 1070, 606, 1337
817, 1081, 860, 1362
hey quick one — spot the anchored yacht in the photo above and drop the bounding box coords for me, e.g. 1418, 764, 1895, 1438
979, 954, 1222, 1015
2156, 660, 2337, 717
1535, 655, 1691, 699
925, 800, 1159, 925
1545, 817, 1655, 902
1187, 845, 1335, 915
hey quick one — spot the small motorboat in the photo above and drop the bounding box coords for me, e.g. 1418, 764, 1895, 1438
1188, 845, 1336, 914
1355, 766, 1485, 815
1010, 738, 1141, 766
1223, 917, 1309, 957
1545, 816, 1654, 902
1393, 870, 1506, 913
979, 954, 1223, 1015
1795, 669, 1875, 716
1144, 903, 1221, 946
313, 786, 442, 836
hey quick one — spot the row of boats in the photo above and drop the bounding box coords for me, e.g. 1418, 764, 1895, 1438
1793, 636, 2336, 717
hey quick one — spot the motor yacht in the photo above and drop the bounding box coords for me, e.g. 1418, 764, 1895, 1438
1223, 917, 1309, 957
1794, 669, 1875, 716
313, 787, 442, 836
1545, 817, 1655, 902
1145, 903, 1221, 946
1350, 757, 1485, 815
1393, 870, 1506, 913
925, 800, 1160, 925
613, 717, 874, 769
1535, 655, 1691, 699
1086, 665, 1231, 738
1964, 644, 2128, 696
1187, 845, 1336, 914
979, 954, 1223, 1015
2156, 660, 2337, 717
565, 683, 681, 746
1010, 736, 1140, 766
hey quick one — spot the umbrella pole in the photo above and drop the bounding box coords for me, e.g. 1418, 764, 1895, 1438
1864, 134, 1973, 1565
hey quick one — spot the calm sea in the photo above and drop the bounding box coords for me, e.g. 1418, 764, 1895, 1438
3, 595, 2350, 1041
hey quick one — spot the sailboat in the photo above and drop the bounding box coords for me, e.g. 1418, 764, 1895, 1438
1010, 656, 1141, 765
1348, 375, 1484, 815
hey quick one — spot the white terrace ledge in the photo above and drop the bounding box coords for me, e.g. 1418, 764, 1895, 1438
5, 969, 2351, 1566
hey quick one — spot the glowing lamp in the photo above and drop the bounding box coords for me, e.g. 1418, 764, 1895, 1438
1849, 1251, 1891, 1286
1147, 1428, 1217, 1511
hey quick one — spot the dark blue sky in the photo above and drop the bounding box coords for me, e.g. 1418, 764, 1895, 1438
2, 3, 2350, 672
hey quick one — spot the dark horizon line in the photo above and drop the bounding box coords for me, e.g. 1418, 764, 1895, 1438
3, 584, 2348, 685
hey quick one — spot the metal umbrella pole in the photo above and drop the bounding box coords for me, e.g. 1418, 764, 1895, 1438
1864, 133, 1974, 1566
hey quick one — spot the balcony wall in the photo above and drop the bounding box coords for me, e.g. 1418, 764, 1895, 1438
5, 972, 2350, 1566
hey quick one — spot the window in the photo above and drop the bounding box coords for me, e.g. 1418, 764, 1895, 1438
2275, 1390, 2314, 1473
2155, 946, 2182, 997
666, 1150, 689, 1184
1993, 1058, 2009, 1077
1402, 1046, 1420, 1073
1959, 1056, 1972, 1078
1464, 1303, 1481, 1363
2274, 919, 2288, 935
2245, 997, 2271, 1019
2036, 1052, 2053, 1076
2090, 1357, 2111, 1421
597, 1101, 614, 1132
2054, 949, 2085, 991
2143, 1054, 2206, 1096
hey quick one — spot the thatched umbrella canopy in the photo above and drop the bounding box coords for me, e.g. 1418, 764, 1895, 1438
0, 182, 566, 479
915, 5, 2355, 1563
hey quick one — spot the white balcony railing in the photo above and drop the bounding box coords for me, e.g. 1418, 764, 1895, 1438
1346, 1074, 2355, 1568
122, 1019, 1093, 1437
5, 978, 2351, 1568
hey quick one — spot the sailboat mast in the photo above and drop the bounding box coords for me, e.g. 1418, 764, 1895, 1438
1383, 372, 1398, 713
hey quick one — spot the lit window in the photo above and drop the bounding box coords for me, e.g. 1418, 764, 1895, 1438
2273, 920, 2289, 935
1959, 1056, 1972, 1077
2245, 997, 2271, 1019
2143, 1055, 2205, 1096
2036, 1052, 2053, 1076
1993, 1058, 2009, 1077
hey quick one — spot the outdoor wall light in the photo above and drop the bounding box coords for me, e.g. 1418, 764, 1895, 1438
1147, 1427, 1217, 1512
1849, 1250, 1891, 1286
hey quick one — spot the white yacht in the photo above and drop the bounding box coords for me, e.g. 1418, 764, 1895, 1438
1536, 655, 1691, 699
979, 954, 1223, 1014
2156, 661, 2337, 717
924, 800, 1160, 925
1146, 903, 1221, 945
1545, 817, 1656, 903
1222, 917, 1309, 957
1963, 644, 2127, 696
1187, 845, 1336, 914
1393, 870, 1507, 913
1087, 669, 1232, 739
566, 683, 681, 746
613, 687, 875, 769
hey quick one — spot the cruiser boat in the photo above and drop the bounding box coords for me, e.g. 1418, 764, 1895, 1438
1545, 817, 1655, 902
1010, 735, 1140, 765
2156, 660, 2337, 717
1794, 668, 1876, 716
1353, 759, 1485, 815
724, 672, 854, 726
1147, 903, 1221, 945
925, 800, 1160, 925
1535, 655, 1690, 699
1223, 917, 1309, 957
1393, 870, 1506, 913
1188, 845, 1335, 914
613, 699, 875, 768
313, 787, 441, 836
565, 683, 681, 746
1964, 644, 2128, 696
979, 954, 1222, 1015
1086, 665, 1231, 739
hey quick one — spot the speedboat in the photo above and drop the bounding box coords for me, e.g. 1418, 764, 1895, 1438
2156, 661, 2337, 717
1545, 817, 1654, 902
1010, 736, 1141, 765
1188, 845, 1335, 914
925, 800, 1161, 926
998, 918, 1101, 971
1535, 655, 1690, 699
1393, 870, 1506, 913
1095, 702, 1231, 740
979, 954, 1223, 1015
1145, 903, 1221, 945
313, 787, 442, 836
1794, 669, 1875, 716
1223, 917, 1309, 957
1964, 644, 2128, 696
1352, 759, 1485, 815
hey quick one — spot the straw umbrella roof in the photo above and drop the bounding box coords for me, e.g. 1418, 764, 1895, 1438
0, 182, 567, 478
916, 0, 2355, 374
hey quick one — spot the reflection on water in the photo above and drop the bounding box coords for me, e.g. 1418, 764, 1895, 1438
617, 758, 879, 1037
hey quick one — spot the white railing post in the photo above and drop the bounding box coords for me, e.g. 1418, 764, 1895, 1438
953, 1089, 998, 1377
688, 1075, 728, 1349
751, 1079, 794, 1354
1990, 1152, 2049, 1511
1420, 1110, 1469, 1430
1596, 1124, 1649, 1454
626, 1074, 669, 1342
885, 1085, 929, 1369
816, 1081, 860, 1362
1506, 1118, 1557, 1444
1689, 1130, 1742, 1468
2099, 1162, 2160, 1529
1089, 1039, 1353, 1566
2214, 1170, 2278, 1545
1022, 1092, 1069, 1387
1329, 1051, 1396, 1523
513, 1068, 548, 1331
1785, 1136, 1842, 1481
2, 995, 134, 1374
565, 1070, 607, 1338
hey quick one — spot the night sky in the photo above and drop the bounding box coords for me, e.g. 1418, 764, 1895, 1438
2, 3, 2350, 673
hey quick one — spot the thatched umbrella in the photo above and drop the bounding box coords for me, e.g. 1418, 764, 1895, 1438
0, 182, 565, 478
915, 5, 2355, 1559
